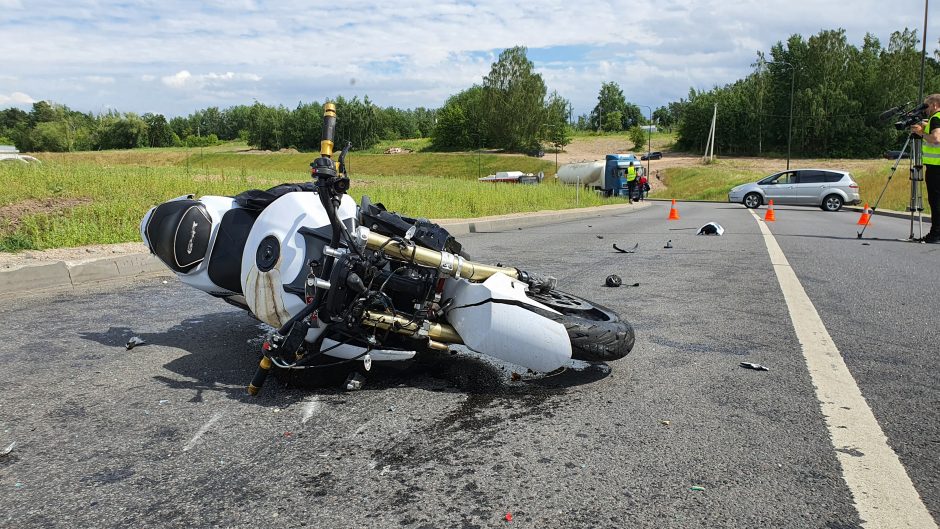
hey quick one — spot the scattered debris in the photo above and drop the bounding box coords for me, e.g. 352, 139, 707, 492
510, 372, 522, 382
697, 222, 724, 236
862, 242, 870, 246
740, 362, 769, 371
125, 336, 146, 350
284, 431, 293, 438
613, 243, 638, 253
345, 372, 365, 391
596, 235, 604, 239
159, 399, 170, 405
505, 512, 513, 522
690, 486, 705, 492
660, 420, 671, 426
664, 240, 673, 249
1, 441, 14, 457
162, 280, 168, 284
383, 147, 413, 154
605, 274, 622, 287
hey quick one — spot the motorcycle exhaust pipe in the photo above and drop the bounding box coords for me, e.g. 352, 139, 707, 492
353, 227, 520, 283
361, 310, 463, 344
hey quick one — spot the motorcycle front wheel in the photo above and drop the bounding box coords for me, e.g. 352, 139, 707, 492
524, 290, 635, 362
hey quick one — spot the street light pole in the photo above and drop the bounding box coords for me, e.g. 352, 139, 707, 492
765, 60, 795, 170
638, 104, 652, 178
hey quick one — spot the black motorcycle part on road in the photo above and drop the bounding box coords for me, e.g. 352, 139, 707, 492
523, 291, 635, 362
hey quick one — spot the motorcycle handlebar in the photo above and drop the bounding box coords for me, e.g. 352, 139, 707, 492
320, 103, 336, 158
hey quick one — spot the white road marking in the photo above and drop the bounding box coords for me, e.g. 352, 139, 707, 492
182, 412, 223, 452
301, 397, 322, 425
749, 210, 936, 528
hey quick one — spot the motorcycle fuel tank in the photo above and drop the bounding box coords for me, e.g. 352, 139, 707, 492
241, 191, 358, 328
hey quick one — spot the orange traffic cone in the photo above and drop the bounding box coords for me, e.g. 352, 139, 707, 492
764, 200, 776, 222
857, 203, 871, 226
668, 199, 680, 220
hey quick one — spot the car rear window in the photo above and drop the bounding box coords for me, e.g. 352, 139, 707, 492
798, 171, 826, 184
823, 172, 844, 183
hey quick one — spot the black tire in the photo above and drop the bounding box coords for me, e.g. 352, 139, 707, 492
822, 194, 843, 212
744, 192, 762, 209
525, 290, 635, 362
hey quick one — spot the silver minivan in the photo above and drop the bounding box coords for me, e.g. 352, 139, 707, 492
728, 168, 861, 211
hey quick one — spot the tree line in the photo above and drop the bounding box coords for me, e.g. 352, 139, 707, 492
673, 28, 940, 157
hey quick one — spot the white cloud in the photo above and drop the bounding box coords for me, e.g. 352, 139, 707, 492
0, 0, 935, 116
161, 70, 262, 90
0, 91, 35, 105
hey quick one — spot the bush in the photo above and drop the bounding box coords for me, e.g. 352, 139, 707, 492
184, 134, 221, 147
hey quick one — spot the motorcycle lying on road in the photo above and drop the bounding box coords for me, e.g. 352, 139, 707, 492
140, 104, 634, 394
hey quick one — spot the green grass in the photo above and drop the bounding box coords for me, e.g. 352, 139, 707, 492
0, 159, 616, 251
649, 158, 929, 214
186, 151, 556, 179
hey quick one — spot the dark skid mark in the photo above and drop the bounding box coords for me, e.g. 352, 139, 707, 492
648, 335, 751, 356
835, 447, 865, 457
81, 466, 136, 485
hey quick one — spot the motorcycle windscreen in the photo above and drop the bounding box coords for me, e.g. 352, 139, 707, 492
444, 273, 571, 372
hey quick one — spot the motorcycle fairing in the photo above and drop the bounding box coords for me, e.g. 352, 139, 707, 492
443, 273, 572, 372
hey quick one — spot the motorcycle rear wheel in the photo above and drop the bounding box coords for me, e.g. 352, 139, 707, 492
525, 290, 635, 362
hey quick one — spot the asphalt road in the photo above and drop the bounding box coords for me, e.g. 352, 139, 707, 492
0, 201, 937, 528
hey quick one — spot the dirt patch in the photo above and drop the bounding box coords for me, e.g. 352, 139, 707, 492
0, 197, 93, 231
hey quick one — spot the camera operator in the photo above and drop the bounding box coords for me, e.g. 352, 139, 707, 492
911, 93, 940, 243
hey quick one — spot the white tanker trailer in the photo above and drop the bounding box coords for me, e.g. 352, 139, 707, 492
556, 154, 643, 196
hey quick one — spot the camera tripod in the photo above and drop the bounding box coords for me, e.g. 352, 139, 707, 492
857, 132, 927, 241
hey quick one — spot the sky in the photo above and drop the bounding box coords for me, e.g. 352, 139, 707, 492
0, 0, 937, 119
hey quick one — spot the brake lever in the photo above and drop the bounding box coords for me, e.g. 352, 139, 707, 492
338, 141, 352, 176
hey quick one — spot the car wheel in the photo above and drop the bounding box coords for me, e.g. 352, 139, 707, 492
822, 194, 843, 212
743, 193, 762, 209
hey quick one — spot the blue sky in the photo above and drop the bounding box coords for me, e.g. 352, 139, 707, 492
0, 0, 936, 119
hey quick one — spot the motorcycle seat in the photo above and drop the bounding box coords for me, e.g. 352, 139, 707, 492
144, 199, 212, 273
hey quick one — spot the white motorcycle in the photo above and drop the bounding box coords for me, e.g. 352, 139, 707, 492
140, 104, 634, 394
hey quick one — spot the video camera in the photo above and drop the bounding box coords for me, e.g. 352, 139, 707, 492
880, 102, 929, 130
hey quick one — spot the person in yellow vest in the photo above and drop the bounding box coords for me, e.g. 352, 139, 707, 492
626, 161, 639, 203
911, 93, 940, 243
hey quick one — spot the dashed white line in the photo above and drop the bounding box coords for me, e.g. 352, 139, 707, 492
749, 210, 936, 529
182, 412, 223, 452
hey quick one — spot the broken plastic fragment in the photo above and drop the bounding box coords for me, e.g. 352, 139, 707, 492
1, 441, 14, 456
613, 243, 638, 254
690, 486, 705, 491
739, 362, 769, 371
345, 372, 365, 391
664, 240, 673, 249
697, 222, 724, 235
125, 336, 146, 350
505, 512, 513, 522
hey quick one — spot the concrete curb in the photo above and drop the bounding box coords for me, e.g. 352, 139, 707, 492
0, 202, 650, 297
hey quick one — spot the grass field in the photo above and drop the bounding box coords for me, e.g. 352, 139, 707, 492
650, 157, 926, 214
0, 153, 607, 252
1, 140, 925, 252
